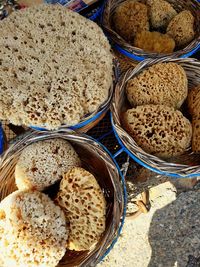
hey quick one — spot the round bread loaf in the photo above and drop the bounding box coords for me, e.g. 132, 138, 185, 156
147, 0, 177, 29
0, 4, 113, 129
126, 62, 188, 109
56, 167, 106, 251
113, 1, 149, 42
167, 10, 195, 47
187, 85, 200, 119
15, 138, 81, 191
0, 190, 68, 267
123, 105, 192, 158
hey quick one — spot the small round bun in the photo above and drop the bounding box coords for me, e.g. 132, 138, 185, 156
123, 105, 192, 158
113, 1, 149, 42
15, 138, 81, 191
167, 10, 195, 47
56, 167, 106, 251
147, 0, 177, 29
126, 62, 188, 109
0, 190, 68, 267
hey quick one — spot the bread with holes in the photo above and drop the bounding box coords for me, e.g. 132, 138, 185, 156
56, 167, 106, 251
187, 85, 200, 119
0, 190, 68, 267
0, 4, 113, 129
126, 62, 188, 109
113, 1, 149, 42
167, 10, 195, 47
15, 138, 81, 191
147, 0, 177, 29
123, 105, 192, 158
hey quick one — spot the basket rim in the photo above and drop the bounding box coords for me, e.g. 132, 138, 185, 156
0, 129, 127, 266
102, 0, 200, 60
0, 123, 3, 154
111, 57, 200, 178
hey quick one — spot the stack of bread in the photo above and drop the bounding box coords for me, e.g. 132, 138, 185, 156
113, 0, 195, 53
0, 139, 106, 267
0, 4, 113, 130
123, 62, 200, 158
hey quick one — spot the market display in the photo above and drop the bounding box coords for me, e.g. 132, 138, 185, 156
0, 1, 200, 267
0, 4, 113, 129
112, 0, 196, 53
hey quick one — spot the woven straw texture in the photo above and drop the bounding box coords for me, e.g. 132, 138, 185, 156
102, 0, 200, 59
0, 129, 126, 267
112, 57, 200, 177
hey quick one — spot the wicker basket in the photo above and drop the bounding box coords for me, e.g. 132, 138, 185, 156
102, 0, 200, 61
0, 129, 126, 266
111, 57, 200, 178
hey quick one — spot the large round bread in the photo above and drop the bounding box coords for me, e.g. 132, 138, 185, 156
0, 4, 113, 129
56, 167, 106, 251
126, 62, 188, 109
0, 190, 68, 267
123, 105, 192, 158
15, 139, 81, 191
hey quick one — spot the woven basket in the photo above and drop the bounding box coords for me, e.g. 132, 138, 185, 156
102, 0, 200, 61
111, 57, 200, 178
0, 129, 126, 266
